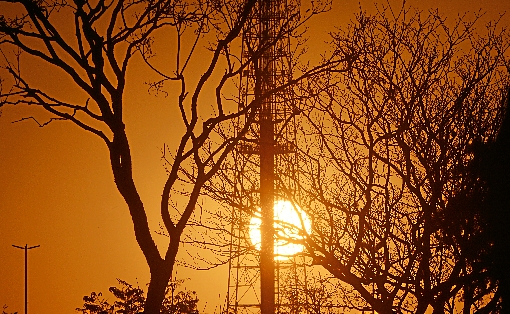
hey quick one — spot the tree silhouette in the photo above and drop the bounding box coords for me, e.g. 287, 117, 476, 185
476, 86, 510, 311
448, 86, 510, 313
293, 6, 510, 314
76, 278, 199, 314
0, 0, 337, 312
1, 0, 256, 311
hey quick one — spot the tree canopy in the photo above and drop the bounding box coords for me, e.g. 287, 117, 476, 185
295, 7, 510, 313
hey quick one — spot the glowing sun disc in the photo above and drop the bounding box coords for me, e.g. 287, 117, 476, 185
249, 200, 312, 259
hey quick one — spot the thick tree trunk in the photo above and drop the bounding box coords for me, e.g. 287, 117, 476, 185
108, 130, 173, 313
144, 260, 173, 314
109, 131, 161, 263
144, 236, 180, 313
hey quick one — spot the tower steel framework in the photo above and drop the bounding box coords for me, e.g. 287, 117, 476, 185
225, 1, 310, 314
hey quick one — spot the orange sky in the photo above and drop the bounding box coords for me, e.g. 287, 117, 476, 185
1, 0, 509, 313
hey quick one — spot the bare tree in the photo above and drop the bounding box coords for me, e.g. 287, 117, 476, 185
0, 0, 251, 311
0, 0, 340, 312
294, 6, 510, 314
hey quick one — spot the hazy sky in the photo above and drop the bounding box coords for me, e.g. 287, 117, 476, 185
1, 0, 509, 313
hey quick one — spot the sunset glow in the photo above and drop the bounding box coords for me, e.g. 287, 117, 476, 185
249, 200, 312, 259
2, 0, 508, 311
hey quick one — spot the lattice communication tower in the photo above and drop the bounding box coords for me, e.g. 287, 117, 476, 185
225, 1, 311, 314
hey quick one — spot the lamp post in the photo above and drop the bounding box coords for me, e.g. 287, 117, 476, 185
12, 244, 40, 314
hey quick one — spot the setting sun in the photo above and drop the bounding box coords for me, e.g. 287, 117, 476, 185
249, 200, 312, 259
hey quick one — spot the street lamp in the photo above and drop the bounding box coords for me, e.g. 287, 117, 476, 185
12, 244, 40, 314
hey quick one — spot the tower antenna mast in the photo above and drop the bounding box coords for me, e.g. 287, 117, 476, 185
226, 1, 304, 313
259, 1, 276, 314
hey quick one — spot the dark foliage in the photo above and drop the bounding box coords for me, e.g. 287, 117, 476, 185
447, 86, 510, 313
76, 279, 199, 314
